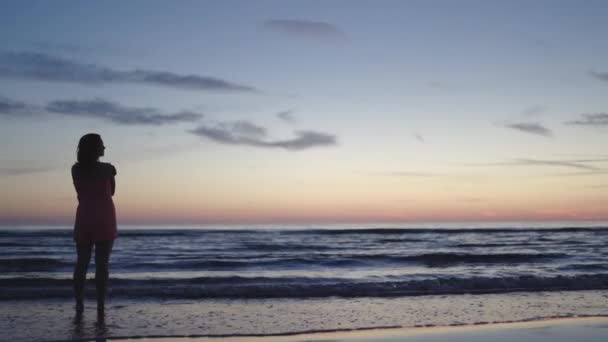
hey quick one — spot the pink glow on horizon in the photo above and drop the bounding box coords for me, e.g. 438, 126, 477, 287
2, 204, 607, 226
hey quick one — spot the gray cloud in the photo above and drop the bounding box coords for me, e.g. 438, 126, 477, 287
464, 155, 608, 176
0, 96, 35, 116
414, 133, 425, 143
589, 70, 608, 82
467, 156, 608, 173
277, 110, 296, 123
565, 113, 608, 126
515, 158, 600, 171
46, 98, 203, 125
481, 158, 602, 171
562, 157, 608, 163
228, 120, 268, 139
266, 131, 336, 150
545, 171, 608, 177
263, 19, 343, 37
504, 122, 552, 137
0, 51, 258, 92
190, 120, 337, 150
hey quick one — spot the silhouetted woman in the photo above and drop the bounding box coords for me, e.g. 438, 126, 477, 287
72, 133, 117, 314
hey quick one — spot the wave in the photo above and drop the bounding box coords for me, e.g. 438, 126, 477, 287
0, 257, 67, 271
107, 252, 570, 270
558, 263, 608, 271
293, 227, 608, 235
0, 242, 27, 247
377, 238, 425, 243
2, 273, 608, 300
239, 242, 339, 251
0, 252, 568, 273
453, 242, 545, 248
403, 252, 566, 266
129, 257, 380, 270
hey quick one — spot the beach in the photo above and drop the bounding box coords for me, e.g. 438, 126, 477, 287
4, 1, 608, 340
2, 226, 608, 341
2, 290, 608, 341
116, 317, 608, 342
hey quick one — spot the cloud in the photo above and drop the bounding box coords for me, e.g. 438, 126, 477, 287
0, 51, 258, 92
563, 157, 608, 163
263, 19, 343, 37
0, 95, 203, 125
414, 133, 425, 143
476, 154, 608, 176
0, 95, 35, 116
190, 120, 337, 150
482, 158, 602, 171
565, 113, 608, 126
227, 120, 268, 139
46, 98, 203, 125
277, 110, 296, 123
545, 171, 608, 177
504, 122, 552, 136
515, 158, 600, 171
589, 70, 608, 82
469, 157, 608, 173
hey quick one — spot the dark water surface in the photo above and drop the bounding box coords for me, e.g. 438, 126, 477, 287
2, 225, 608, 299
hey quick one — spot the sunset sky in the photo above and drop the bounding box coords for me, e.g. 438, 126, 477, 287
1, 0, 607, 225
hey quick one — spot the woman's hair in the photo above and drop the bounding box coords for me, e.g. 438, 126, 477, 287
77, 133, 103, 165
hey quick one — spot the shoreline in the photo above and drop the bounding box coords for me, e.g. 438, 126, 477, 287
107, 316, 608, 341
4, 290, 608, 342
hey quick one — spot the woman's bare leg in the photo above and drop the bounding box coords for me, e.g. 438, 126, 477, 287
73, 242, 93, 313
94, 240, 113, 313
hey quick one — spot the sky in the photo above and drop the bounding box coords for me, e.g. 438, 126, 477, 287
1, 0, 607, 225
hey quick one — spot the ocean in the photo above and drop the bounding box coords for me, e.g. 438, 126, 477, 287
3, 225, 608, 299
2, 224, 608, 341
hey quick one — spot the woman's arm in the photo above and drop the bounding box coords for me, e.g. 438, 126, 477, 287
109, 164, 117, 196
71, 166, 81, 196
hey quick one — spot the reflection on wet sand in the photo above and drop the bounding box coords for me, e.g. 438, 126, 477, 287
71, 308, 108, 341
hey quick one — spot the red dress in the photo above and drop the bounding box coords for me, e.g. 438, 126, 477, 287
72, 162, 117, 242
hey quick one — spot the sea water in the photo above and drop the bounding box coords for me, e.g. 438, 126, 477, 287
1, 223, 608, 340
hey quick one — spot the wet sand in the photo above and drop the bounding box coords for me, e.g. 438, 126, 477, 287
115, 316, 608, 342
2, 291, 608, 341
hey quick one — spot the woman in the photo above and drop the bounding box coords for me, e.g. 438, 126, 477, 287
72, 133, 117, 314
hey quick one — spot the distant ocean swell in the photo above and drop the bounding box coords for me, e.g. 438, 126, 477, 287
2, 226, 608, 301
2, 273, 608, 299
0, 252, 570, 272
